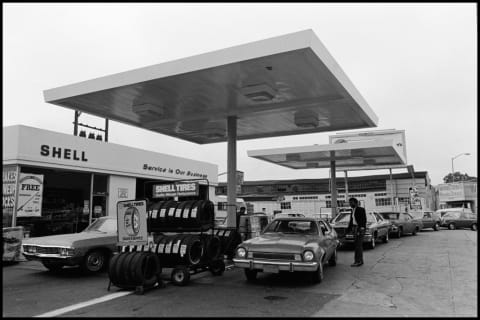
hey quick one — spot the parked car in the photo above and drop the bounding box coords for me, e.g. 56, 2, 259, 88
22, 216, 118, 273
330, 211, 391, 249
233, 217, 338, 284
274, 213, 306, 218
421, 211, 441, 231
435, 207, 473, 219
379, 212, 423, 237
440, 211, 477, 231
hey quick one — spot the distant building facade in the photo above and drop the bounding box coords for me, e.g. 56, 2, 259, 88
437, 182, 477, 213
216, 171, 437, 217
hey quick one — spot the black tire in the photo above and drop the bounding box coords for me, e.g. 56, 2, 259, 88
203, 236, 222, 261
108, 253, 122, 284
171, 265, 190, 286
209, 259, 225, 276
42, 261, 64, 272
133, 252, 160, 287
82, 249, 107, 273
311, 261, 324, 284
471, 223, 477, 231
448, 223, 455, 230
121, 251, 138, 285
184, 235, 204, 266
383, 231, 389, 243
114, 252, 129, 285
412, 227, 418, 236
328, 249, 337, 266
433, 223, 440, 231
244, 269, 258, 282
398, 228, 403, 238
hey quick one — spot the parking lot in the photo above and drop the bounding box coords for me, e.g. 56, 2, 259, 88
2, 228, 477, 317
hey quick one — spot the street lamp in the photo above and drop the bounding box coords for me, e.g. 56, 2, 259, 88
451, 153, 470, 182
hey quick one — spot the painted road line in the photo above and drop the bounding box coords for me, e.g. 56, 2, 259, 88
34, 291, 132, 317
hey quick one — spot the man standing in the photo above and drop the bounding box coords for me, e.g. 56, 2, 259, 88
347, 197, 366, 267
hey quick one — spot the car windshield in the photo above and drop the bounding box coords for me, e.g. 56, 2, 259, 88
380, 212, 399, 220
263, 220, 318, 235
83, 218, 117, 233
332, 212, 350, 223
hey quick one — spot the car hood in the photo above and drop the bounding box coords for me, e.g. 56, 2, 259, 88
22, 231, 114, 247
243, 233, 318, 252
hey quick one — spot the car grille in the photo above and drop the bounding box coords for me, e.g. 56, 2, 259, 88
25, 246, 60, 254
252, 252, 295, 260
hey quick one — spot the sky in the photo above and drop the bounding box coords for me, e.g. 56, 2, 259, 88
3, 3, 477, 186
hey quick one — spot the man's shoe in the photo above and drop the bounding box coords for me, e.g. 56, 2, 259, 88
350, 262, 361, 267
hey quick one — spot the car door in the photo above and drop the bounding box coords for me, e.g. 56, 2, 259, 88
318, 220, 334, 259
422, 212, 432, 228
374, 213, 387, 238
404, 214, 414, 233
459, 213, 470, 228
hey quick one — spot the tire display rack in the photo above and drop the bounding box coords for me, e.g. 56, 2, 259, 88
108, 179, 235, 292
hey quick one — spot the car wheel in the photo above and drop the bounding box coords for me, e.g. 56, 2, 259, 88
471, 223, 477, 231
383, 231, 389, 243
311, 262, 324, 284
448, 223, 455, 230
82, 249, 107, 273
328, 249, 337, 266
368, 236, 376, 249
433, 223, 440, 231
171, 265, 190, 286
42, 261, 64, 272
399, 228, 403, 237
244, 269, 258, 282
412, 227, 418, 236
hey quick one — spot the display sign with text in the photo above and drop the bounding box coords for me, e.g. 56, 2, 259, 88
117, 200, 148, 246
16, 173, 44, 217
152, 182, 199, 198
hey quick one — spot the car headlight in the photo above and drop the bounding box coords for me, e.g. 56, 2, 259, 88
303, 250, 314, 261
59, 247, 75, 256
236, 247, 247, 258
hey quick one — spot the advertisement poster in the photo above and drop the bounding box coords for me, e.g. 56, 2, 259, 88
2, 165, 19, 226
152, 182, 199, 198
16, 173, 44, 218
117, 200, 148, 246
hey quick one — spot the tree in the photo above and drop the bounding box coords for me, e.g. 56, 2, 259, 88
443, 172, 477, 183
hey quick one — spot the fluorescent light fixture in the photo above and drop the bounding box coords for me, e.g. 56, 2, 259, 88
241, 83, 277, 102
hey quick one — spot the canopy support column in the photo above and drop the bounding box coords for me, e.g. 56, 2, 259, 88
344, 170, 349, 204
227, 116, 237, 228
389, 168, 394, 211
330, 151, 338, 219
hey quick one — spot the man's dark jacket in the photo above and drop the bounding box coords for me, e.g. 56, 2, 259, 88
347, 206, 367, 231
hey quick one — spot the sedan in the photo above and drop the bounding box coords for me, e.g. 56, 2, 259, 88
331, 211, 391, 249
233, 217, 338, 284
22, 216, 118, 273
440, 211, 477, 231
379, 212, 423, 237
421, 211, 441, 231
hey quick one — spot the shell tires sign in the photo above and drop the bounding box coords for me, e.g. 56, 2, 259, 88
117, 200, 148, 246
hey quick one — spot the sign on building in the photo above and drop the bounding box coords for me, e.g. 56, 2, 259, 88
117, 200, 148, 246
438, 183, 466, 201
152, 182, 199, 198
16, 173, 44, 218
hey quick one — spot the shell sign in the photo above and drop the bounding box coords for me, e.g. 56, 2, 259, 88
117, 200, 148, 246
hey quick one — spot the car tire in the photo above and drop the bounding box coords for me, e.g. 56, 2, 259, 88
171, 265, 190, 286
471, 223, 477, 231
244, 269, 258, 282
412, 227, 418, 236
398, 228, 403, 237
122, 251, 138, 285
132, 252, 161, 287
448, 223, 455, 230
383, 231, 389, 243
82, 249, 107, 273
328, 249, 337, 266
433, 223, 440, 231
108, 253, 124, 286
311, 262, 324, 284
42, 261, 64, 272
367, 236, 376, 249
209, 259, 225, 276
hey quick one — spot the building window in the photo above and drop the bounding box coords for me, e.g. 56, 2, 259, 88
375, 192, 387, 197
280, 202, 291, 209
326, 200, 346, 208
375, 198, 392, 206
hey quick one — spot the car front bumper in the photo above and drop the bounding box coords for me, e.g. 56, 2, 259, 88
232, 258, 319, 272
22, 252, 82, 266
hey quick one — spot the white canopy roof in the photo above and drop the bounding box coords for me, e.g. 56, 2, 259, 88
43, 29, 378, 144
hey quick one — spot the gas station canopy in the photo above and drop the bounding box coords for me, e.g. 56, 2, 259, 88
43, 29, 378, 144
247, 139, 407, 170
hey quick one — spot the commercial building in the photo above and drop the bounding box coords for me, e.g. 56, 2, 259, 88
437, 182, 477, 213
215, 171, 436, 216
2, 125, 218, 236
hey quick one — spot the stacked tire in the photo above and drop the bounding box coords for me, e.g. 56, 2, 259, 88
108, 251, 161, 289
147, 200, 214, 231
154, 234, 205, 266
215, 228, 242, 259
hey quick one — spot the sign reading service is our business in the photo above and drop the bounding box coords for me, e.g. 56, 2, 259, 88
117, 200, 148, 246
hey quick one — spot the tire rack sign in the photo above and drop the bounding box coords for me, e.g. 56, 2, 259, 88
152, 182, 199, 198
117, 200, 148, 246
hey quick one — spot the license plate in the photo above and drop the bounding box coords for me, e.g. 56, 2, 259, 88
263, 265, 279, 273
